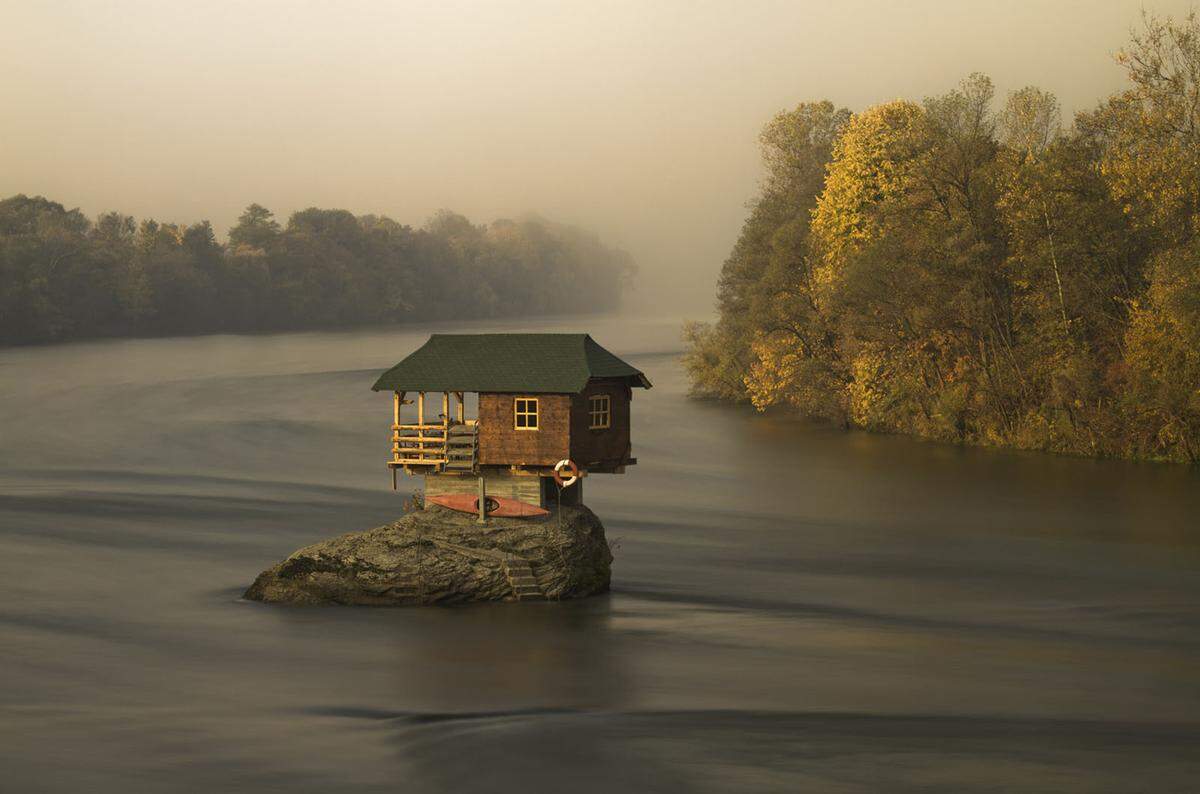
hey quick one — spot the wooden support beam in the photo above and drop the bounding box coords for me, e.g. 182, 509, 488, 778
391, 392, 402, 460
455, 392, 465, 424
441, 392, 451, 471
417, 392, 425, 426
477, 475, 486, 524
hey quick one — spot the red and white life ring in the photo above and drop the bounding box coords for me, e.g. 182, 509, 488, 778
553, 459, 579, 488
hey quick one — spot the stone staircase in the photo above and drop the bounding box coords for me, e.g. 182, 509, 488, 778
503, 556, 545, 601
430, 538, 545, 602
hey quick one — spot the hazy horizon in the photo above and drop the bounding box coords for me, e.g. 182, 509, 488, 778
3, 0, 1194, 313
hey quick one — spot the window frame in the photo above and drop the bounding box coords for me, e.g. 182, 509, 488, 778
514, 396, 539, 430
588, 393, 611, 430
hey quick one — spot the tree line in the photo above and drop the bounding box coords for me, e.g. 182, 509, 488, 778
685, 13, 1200, 463
0, 199, 633, 345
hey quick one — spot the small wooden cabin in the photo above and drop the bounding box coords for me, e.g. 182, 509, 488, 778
371, 333, 651, 507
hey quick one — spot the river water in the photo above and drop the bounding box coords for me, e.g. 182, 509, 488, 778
1, 313, 1198, 792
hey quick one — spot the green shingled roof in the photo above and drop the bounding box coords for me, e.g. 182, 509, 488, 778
371, 333, 652, 393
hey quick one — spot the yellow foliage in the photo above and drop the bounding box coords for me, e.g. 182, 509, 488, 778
1098, 104, 1199, 236
846, 348, 888, 428
744, 333, 805, 411
811, 100, 925, 288
1123, 247, 1200, 460
744, 332, 849, 423
1102, 13, 1200, 239
688, 13, 1200, 464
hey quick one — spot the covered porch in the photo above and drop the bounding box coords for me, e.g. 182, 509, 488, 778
388, 390, 478, 478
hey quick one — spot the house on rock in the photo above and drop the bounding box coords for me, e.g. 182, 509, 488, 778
371, 333, 651, 509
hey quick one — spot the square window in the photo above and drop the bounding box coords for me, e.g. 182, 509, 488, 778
515, 397, 539, 430
588, 394, 611, 429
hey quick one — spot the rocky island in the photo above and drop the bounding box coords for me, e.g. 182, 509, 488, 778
244, 504, 612, 606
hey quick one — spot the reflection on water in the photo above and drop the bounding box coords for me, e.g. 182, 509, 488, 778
1, 313, 1198, 792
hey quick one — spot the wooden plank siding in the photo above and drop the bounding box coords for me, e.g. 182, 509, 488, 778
477, 392, 571, 466
424, 472, 542, 506
569, 378, 631, 467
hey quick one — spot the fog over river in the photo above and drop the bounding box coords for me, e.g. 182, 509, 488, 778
1, 313, 1198, 792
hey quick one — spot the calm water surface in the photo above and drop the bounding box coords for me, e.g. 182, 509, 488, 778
1, 314, 1198, 792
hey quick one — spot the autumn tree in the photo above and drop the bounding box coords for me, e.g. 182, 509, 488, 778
685, 14, 1200, 463
685, 101, 850, 408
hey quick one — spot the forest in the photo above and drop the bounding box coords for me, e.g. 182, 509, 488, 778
0, 199, 632, 345
685, 13, 1200, 463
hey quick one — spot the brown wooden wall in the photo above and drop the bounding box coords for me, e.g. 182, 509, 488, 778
424, 472, 542, 506
569, 378, 631, 466
477, 392, 571, 466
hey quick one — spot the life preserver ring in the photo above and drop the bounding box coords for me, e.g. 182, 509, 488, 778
553, 459, 579, 488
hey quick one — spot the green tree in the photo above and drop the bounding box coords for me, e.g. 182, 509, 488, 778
228, 204, 280, 252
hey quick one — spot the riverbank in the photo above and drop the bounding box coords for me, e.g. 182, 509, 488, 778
685, 391, 1198, 466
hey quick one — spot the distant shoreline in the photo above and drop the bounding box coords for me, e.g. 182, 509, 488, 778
0, 196, 632, 348
0, 306, 626, 353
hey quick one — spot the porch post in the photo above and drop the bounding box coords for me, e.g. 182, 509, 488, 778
441, 392, 450, 464
416, 392, 426, 463
392, 391, 402, 458
392, 391, 402, 481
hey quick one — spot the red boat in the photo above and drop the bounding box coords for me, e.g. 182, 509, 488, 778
426, 493, 549, 518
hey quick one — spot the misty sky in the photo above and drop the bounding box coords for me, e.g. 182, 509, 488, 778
2, 0, 1193, 312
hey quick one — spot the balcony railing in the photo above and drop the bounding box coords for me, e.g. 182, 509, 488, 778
389, 419, 478, 471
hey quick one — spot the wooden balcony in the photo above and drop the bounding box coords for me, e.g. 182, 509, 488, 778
387, 389, 479, 479
389, 419, 478, 473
